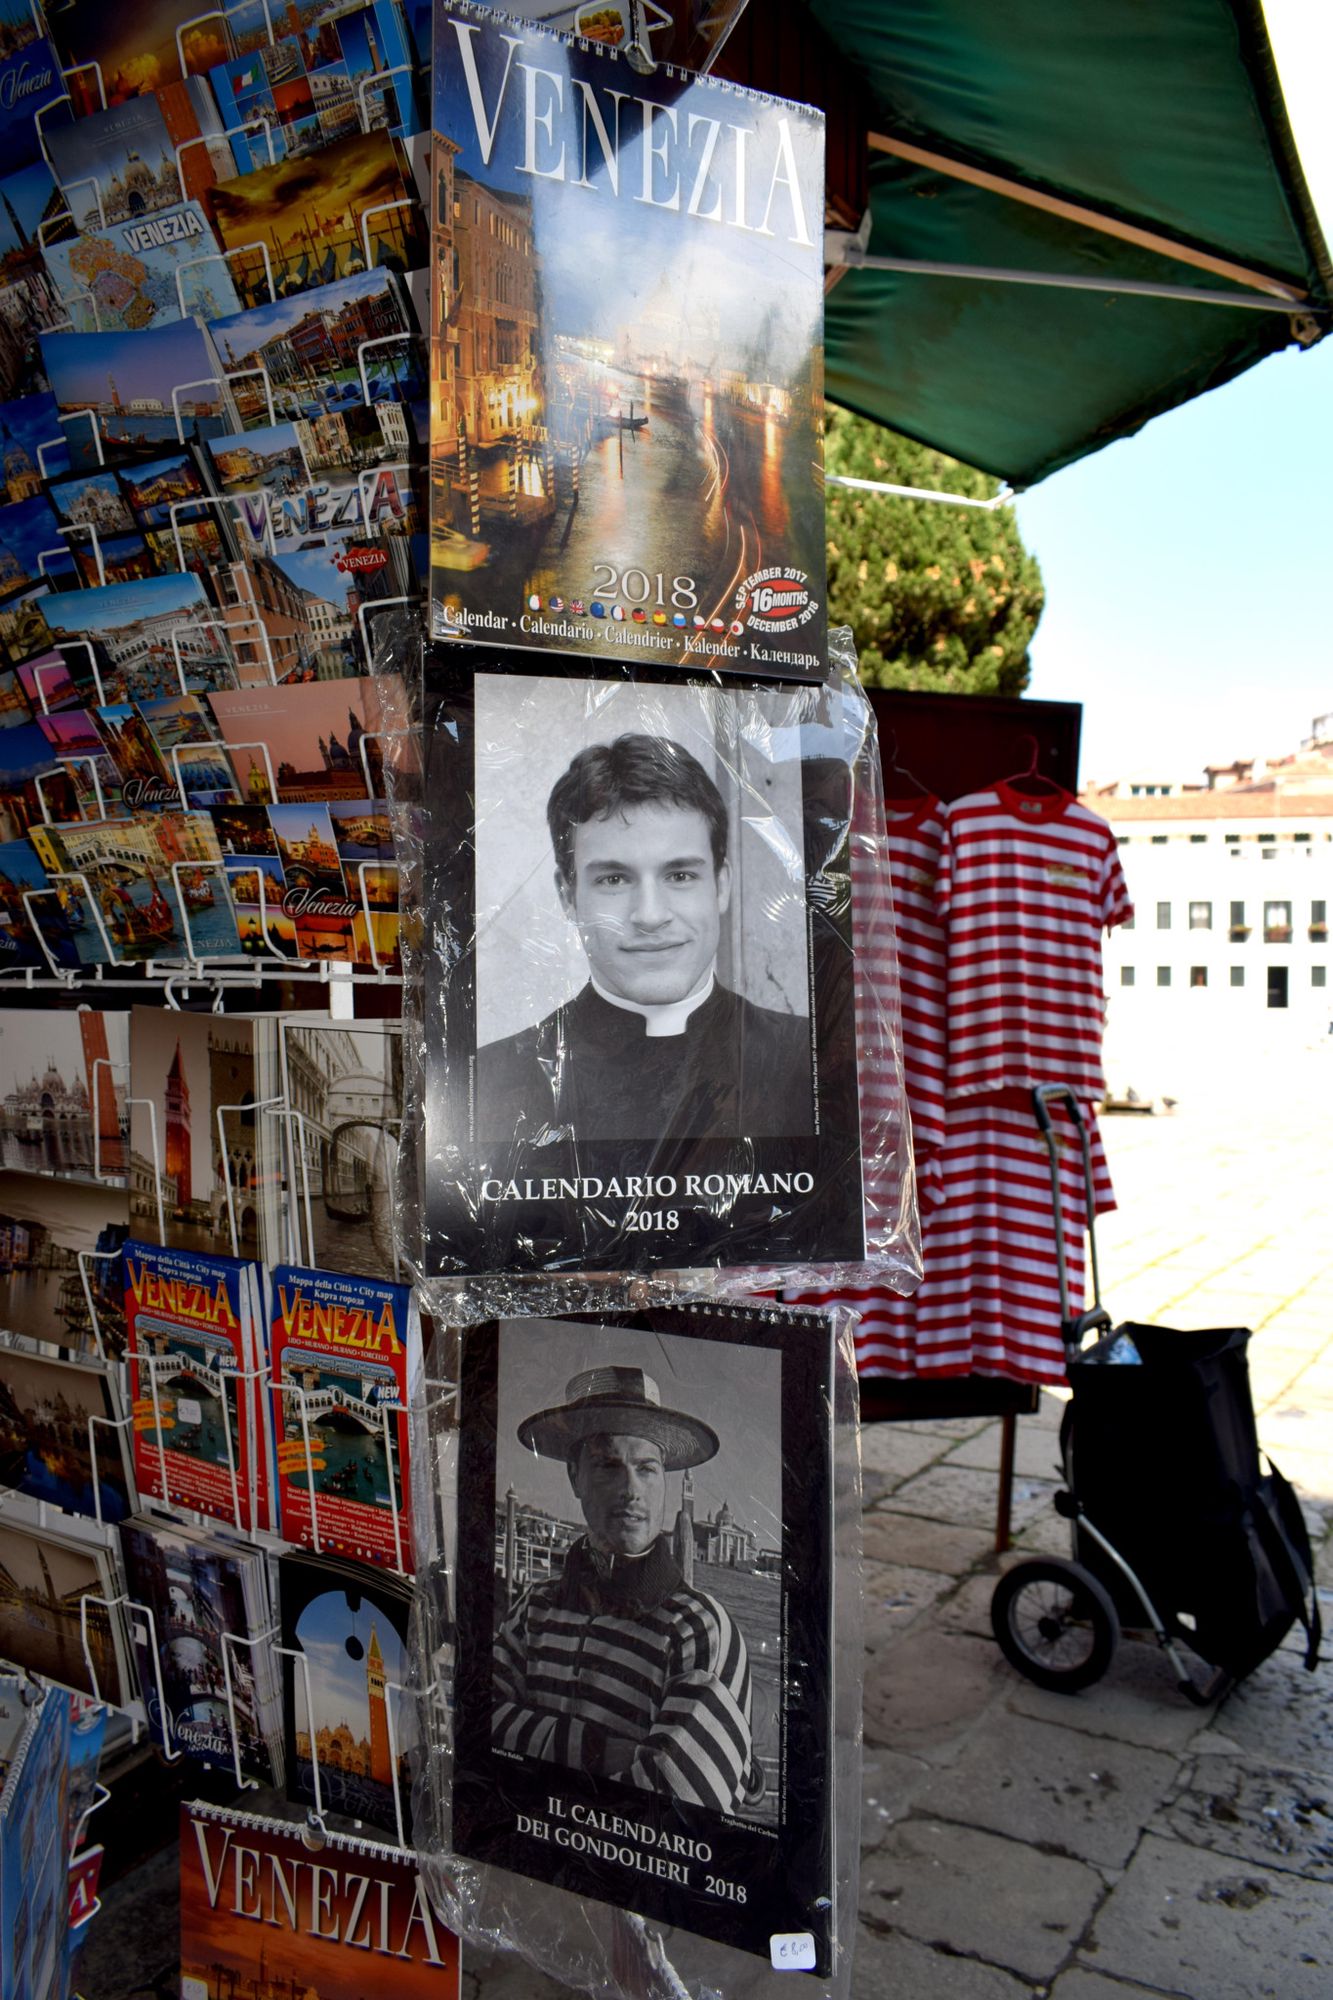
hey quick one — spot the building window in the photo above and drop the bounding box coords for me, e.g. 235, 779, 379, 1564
1151, 835, 1168, 845
1156, 902, 1171, 930
1188, 901, 1212, 930
1295, 832, 1311, 843
1267, 966, 1289, 1010
1122, 910, 1135, 930
1120, 966, 1135, 987
1258, 832, 1276, 843
1264, 901, 1292, 943
1262, 847, 1278, 860
1225, 833, 1240, 844
1228, 899, 1248, 941
1230, 966, 1245, 988
1312, 900, 1327, 944
1190, 966, 1208, 988
1157, 966, 1171, 988
1190, 833, 1207, 844
1314, 966, 1327, 989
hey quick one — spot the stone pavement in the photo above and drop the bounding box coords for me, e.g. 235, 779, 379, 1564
463, 1051, 1333, 2000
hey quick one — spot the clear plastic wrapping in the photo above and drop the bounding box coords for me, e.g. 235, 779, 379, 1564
406, 1299, 864, 2000
372, 622, 920, 1319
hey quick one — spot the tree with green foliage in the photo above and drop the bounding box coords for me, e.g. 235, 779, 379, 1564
825, 406, 1045, 694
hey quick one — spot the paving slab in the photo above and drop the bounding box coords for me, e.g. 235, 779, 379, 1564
1006, 1642, 1218, 1756
859, 1423, 952, 1483
1048, 1969, 1192, 2000
861, 1746, 936, 1854
911, 1708, 1180, 1869
1199, 1652, 1333, 1776
852, 1928, 1033, 2000
1081, 1830, 1333, 2000
862, 1558, 955, 1651
943, 1425, 1068, 1480
860, 1819, 1104, 1982
862, 1510, 996, 1575
886, 1464, 1056, 1532
1154, 1755, 1333, 1882
862, 1627, 1008, 1759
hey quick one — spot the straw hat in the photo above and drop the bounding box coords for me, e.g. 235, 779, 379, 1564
518, 1365, 719, 1470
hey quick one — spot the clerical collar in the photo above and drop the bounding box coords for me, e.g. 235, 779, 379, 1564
589, 968, 715, 1038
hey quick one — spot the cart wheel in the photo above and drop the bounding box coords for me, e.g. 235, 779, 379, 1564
990, 1559, 1120, 1693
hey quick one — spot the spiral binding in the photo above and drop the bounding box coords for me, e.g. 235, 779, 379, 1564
185, 1797, 418, 1861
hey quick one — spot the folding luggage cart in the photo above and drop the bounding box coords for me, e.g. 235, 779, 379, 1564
990, 1085, 1321, 1704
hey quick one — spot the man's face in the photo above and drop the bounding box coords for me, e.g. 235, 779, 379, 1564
570, 1432, 667, 1557
557, 803, 730, 1006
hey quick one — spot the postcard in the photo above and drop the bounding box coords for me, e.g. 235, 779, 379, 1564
47, 470, 137, 538
42, 200, 242, 334
0, 1344, 134, 1521
0, 719, 79, 843
0, 159, 71, 402
44, 97, 187, 234
0, 6, 69, 182
270, 1264, 416, 1567
0, 1511, 127, 1701
0, 391, 68, 496
121, 446, 237, 576
39, 320, 237, 471
209, 0, 416, 176
0, 493, 71, 603
0, 1005, 129, 1185
450, 1300, 836, 1968
120, 1516, 283, 1780
33, 704, 126, 821
0, 1167, 129, 1352
93, 701, 180, 809
0, 669, 30, 729
127, 1006, 281, 1257
15, 648, 71, 712
207, 673, 416, 803
41, 571, 237, 703
427, 9, 826, 675
206, 267, 416, 427
419, 661, 865, 1276
207, 132, 426, 308
30, 813, 199, 964
277, 1549, 416, 1832
0, 833, 85, 971
277, 1019, 404, 1276
0, 594, 57, 672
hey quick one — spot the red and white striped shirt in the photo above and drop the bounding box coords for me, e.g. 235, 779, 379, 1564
938, 786, 1133, 1103
883, 796, 948, 1175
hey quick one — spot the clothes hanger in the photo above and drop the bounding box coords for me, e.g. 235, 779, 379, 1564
1001, 734, 1072, 799
881, 729, 933, 803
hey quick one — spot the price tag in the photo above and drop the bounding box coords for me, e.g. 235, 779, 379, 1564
183, 1979, 209, 2000
176, 1398, 202, 1425
770, 1934, 816, 1972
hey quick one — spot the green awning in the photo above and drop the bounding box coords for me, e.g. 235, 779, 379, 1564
809, 0, 1332, 485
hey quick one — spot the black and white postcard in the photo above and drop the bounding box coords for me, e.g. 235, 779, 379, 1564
451, 1304, 836, 1968
418, 658, 864, 1275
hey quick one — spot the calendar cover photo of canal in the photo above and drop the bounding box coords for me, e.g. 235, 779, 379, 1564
428, 7, 826, 677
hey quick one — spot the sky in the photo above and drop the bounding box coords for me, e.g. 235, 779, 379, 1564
1013, 1, 1333, 787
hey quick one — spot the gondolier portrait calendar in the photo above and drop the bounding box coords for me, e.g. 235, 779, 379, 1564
416, 658, 865, 1276
449, 1305, 837, 1968
428, 3, 827, 676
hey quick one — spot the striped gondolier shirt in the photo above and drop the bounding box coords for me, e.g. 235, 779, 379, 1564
493, 1534, 763, 1812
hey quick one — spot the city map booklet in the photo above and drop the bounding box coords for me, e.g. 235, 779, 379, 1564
270, 1264, 418, 1571
449, 1302, 837, 1969
417, 655, 865, 1276
427, 2, 827, 677
179, 1802, 460, 2000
